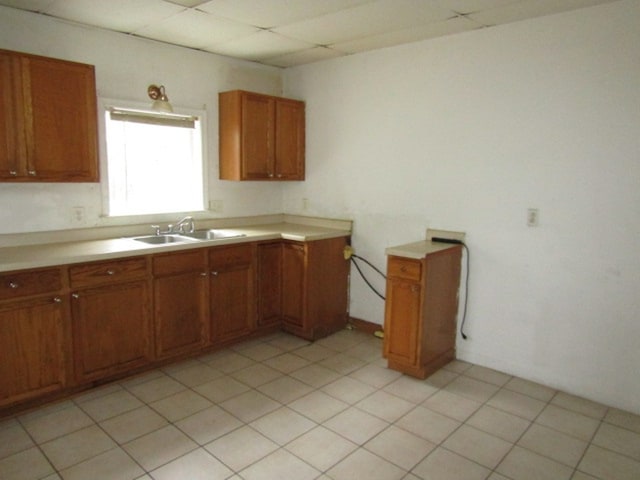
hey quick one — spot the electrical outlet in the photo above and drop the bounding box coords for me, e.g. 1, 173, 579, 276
209, 199, 223, 213
527, 208, 539, 227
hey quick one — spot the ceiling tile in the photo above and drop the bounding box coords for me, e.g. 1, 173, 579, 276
468, 0, 618, 25
166, 0, 209, 6
333, 16, 483, 54
263, 46, 345, 68
432, 0, 523, 15
205, 31, 314, 61
42, 0, 185, 33
0, 0, 55, 12
273, 0, 454, 45
135, 9, 259, 49
198, 0, 372, 28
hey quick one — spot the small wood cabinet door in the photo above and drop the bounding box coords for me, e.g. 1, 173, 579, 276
281, 243, 306, 328
241, 92, 274, 179
257, 242, 282, 328
210, 246, 255, 343
0, 51, 20, 177
383, 278, 421, 365
0, 296, 67, 407
71, 280, 151, 383
154, 271, 208, 359
274, 99, 305, 179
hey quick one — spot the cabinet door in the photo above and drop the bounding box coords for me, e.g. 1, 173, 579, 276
0, 296, 67, 407
241, 92, 274, 179
257, 242, 282, 328
210, 264, 254, 342
154, 271, 208, 359
281, 243, 305, 328
0, 51, 21, 178
274, 99, 304, 180
72, 280, 151, 383
21, 54, 98, 181
383, 278, 421, 365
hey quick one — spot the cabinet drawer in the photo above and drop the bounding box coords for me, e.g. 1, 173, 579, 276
387, 257, 422, 281
153, 249, 206, 276
0, 268, 62, 300
70, 257, 148, 288
209, 244, 253, 267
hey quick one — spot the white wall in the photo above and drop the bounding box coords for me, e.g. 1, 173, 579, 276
0, 6, 284, 234
283, 0, 640, 413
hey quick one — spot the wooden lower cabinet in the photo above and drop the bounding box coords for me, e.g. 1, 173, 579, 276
0, 296, 68, 407
257, 242, 283, 328
210, 244, 255, 343
153, 250, 209, 359
281, 237, 350, 340
383, 247, 462, 379
70, 258, 152, 383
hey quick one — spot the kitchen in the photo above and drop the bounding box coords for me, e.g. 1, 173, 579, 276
0, 0, 639, 479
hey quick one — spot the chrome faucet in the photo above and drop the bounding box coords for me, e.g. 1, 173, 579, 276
175, 216, 195, 234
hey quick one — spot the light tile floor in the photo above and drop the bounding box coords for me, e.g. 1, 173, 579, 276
1, 328, 640, 480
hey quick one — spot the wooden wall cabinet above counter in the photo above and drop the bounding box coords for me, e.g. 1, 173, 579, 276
0, 49, 99, 182
219, 90, 305, 181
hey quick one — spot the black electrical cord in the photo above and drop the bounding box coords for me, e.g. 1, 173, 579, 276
350, 254, 386, 301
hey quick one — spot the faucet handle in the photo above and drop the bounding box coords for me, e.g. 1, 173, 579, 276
151, 225, 160, 235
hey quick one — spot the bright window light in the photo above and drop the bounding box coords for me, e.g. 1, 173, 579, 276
105, 106, 204, 216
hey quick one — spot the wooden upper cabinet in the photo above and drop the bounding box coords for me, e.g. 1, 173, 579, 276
219, 90, 305, 181
0, 49, 98, 182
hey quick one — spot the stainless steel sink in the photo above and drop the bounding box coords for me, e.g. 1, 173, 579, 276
131, 234, 200, 244
181, 229, 246, 240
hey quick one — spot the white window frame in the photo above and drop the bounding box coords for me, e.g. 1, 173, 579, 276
98, 97, 208, 219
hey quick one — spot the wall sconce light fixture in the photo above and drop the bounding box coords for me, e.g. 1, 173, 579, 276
147, 84, 173, 113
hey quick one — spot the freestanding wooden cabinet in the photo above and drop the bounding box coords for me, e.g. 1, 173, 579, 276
0, 49, 98, 182
219, 90, 305, 181
70, 258, 152, 383
383, 246, 462, 379
209, 244, 255, 343
0, 268, 68, 408
153, 250, 209, 359
281, 237, 350, 340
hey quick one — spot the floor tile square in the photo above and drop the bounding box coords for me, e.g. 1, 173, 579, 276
175, 405, 243, 445
219, 390, 281, 423
442, 424, 512, 469
202, 350, 256, 373
343, 341, 383, 362
20, 404, 94, 444
443, 375, 500, 403
487, 389, 547, 420
205, 426, 278, 471
240, 448, 320, 480
319, 353, 366, 374
166, 362, 224, 387
382, 375, 439, 404
0, 447, 55, 480
288, 390, 350, 423
356, 390, 415, 422
464, 365, 512, 386
365, 425, 435, 470
592, 422, 640, 461
77, 389, 143, 422
249, 407, 315, 445
40, 424, 116, 470
149, 389, 212, 422
412, 447, 490, 480
496, 445, 573, 480
424, 368, 458, 388
193, 375, 251, 403
125, 375, 186, 403
421, 389, 482, 421
324, 407, 389, 445
518, 423, 588, 467
551, 392, 608, 419
321, 376, 377, 404
0, 422, 34, 460
578, 444, 640, 480
395, 406, 461, 444
99, 405, 168, 444
231, 363, 283, 387
286, 426, 357, 471
536, 404, 600, 441
466, 405, 531, 442
263, 352, 310, 373
442, 359, 473, 374
58, 447, 143, 480
605, 408, 640, 434
150, 447, 233, 480
256, 375, 314, 404
289, 363, 341, 388
503, 376, 556, 402
123, 424, 197, 471
234, 342, 285, 362
349, 364, 402, 388
266, 333, 311, 351
328, 448, 406, 480
292, 343, 337, 361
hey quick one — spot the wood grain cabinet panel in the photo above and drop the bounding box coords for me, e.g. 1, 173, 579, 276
383, 247, 462, 379
257, 242, 283, 329
0, 49, 98, 182
219, 90, 304, 181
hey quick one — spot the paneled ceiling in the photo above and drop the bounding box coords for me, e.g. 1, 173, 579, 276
0, 0, 618, 67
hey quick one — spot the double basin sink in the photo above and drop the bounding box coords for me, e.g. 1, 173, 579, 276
131, 229, 246, 245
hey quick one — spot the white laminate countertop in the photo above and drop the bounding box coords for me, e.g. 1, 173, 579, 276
385, 240, 461, 260
0, 221, 351, 273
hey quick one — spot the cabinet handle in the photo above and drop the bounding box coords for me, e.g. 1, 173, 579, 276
411, 285, 420, 293
211, 271, 218, 276
53, 297, 62, 303
28, 170, 36, 176
8, 281, 19, 289
106, 269, 115, 275
9, 170, 17, 176
277, 173, 282, 178
72, 293, 80, 299
268, 173, 274, 178
200, 272, 208, 277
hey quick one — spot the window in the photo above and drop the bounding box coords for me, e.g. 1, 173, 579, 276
104, 105, 205, 216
